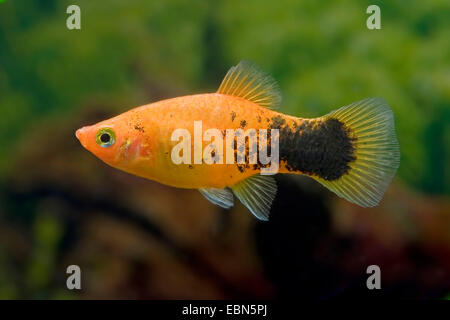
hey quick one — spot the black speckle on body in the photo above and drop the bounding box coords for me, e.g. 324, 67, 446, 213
231, 131, 271, 174
271, 115, 286, 129
240, 120, 247, 128
269, 116, 356, 181
231, 111, 236, 122
134, 124, 145, 133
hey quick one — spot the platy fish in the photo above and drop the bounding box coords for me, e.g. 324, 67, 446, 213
76, 61, 400, 220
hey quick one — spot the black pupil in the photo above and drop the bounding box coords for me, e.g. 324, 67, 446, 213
100, 133, 111, 143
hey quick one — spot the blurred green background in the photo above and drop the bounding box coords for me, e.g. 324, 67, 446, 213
0, 0, 449, 299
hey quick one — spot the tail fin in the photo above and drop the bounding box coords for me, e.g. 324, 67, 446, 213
315, 97, 400, 207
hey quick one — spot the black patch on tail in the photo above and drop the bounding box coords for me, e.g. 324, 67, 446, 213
269, 116, 356, 180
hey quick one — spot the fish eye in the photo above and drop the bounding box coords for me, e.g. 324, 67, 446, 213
96, 128, 116, 148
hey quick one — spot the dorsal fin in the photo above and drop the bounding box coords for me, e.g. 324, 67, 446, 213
217, 60, 282, 109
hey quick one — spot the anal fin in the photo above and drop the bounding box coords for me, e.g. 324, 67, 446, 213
231, 175, 277, 221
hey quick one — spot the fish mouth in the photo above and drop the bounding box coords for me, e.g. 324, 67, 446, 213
75, 128, 82, 140
75, 127, 88, 148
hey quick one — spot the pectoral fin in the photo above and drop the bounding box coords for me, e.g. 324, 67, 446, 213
199, 187, 234, 209
231, 175, 277, 221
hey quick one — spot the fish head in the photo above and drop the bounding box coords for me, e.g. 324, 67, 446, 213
76, 113, 154, 169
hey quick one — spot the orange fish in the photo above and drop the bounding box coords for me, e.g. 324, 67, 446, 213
76, 61, 400, 220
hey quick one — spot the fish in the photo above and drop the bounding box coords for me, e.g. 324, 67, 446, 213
76, 61, 400, 220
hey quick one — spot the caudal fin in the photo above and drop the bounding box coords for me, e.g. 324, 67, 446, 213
315, 97, 400, 207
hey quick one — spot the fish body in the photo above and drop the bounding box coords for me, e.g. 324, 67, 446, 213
76, 61, 400, 220
78, 93, 322, 188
